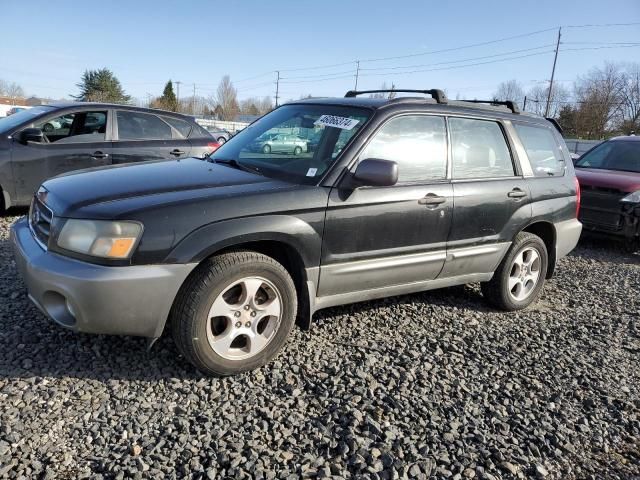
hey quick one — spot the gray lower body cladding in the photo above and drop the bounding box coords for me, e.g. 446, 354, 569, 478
11, 218, 197, 338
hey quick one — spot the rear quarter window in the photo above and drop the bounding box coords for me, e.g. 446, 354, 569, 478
162, 116, 192, 138
514, 123, 565, 177
189, 123, 213, 139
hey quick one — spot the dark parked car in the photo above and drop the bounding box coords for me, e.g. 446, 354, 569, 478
0, 103, 220, 209
12, 89, 581, 375
574, 136, 640, 249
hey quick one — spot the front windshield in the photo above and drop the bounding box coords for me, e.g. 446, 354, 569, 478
0, 106, 55, 134
575, 140, 640, 173
210, 104, 371, 184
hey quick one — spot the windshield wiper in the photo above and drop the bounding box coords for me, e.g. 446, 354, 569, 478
213, 158, 263, 176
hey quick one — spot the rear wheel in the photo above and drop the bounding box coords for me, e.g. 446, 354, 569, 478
293, 146, 302, 155
217, 137, 226, 144
43, 123, 54, 133
171, 251, 297, 376
481, 232, 548, 311
262, 144, 271, 154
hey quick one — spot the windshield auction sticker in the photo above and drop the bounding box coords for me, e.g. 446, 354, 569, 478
314, 115, 360, 130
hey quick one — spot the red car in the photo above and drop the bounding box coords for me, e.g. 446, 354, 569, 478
574, 136, 640, 249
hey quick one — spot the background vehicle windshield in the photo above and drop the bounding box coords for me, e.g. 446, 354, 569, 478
575, 140, 640, 173
0, 106, 55, 133
210, 104, 371, 184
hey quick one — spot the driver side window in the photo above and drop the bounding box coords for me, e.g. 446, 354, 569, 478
35, 111, 107, 144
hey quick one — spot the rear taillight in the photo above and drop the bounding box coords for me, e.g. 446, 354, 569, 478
207, 142, 220, 153
574, 176, 581, 218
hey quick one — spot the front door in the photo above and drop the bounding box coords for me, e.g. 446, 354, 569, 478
319, 114, 452, 297
11, 109, 112, 204
111, 110, 192, 164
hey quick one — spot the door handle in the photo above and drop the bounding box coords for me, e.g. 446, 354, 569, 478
91, 151, 109, 159
170, 149, 185, 156
418, 193, 447, 206
507, 188, 527, 199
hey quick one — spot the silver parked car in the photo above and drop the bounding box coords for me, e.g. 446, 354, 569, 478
205, 126, 232, 144
259, 134, 308, 154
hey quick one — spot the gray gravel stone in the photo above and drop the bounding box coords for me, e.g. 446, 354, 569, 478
1, 214, 639, 479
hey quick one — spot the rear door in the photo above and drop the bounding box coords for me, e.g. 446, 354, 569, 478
111, 110, 192, 164
10, 109, 112, 204
440, 116, 531, 278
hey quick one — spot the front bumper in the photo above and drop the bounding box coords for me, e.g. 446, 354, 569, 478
11, 218, 197, 338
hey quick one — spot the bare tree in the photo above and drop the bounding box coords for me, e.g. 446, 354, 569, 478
573, 63, 625, 138
493, 80, 525, 108
216, 75, 239, 121
525, 83, 570, 118
258, 96, 273, 115
0, 79, 7, 96
619, 62, 640, 133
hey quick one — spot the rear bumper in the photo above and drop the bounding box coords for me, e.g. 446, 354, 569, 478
11, 217, 197, 338
555, 218, 583, 259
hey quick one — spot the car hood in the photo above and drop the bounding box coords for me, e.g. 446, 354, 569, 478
42, 158, 291, 217
575, 167, 640, 193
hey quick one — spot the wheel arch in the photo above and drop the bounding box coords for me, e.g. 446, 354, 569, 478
521, 221, 556, 278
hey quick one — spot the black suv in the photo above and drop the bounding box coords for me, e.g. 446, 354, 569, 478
11, 89, 582, 375
0, 103, 219, 209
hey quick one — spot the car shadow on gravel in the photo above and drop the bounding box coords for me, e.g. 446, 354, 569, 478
572, 234, 640, 265
1, 207, 28, 218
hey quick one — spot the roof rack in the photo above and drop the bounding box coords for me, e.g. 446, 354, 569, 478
345, 89, 448, 104
459, 99, 520, 114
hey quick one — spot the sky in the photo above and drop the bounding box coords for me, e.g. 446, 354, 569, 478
1, 0, 639, 104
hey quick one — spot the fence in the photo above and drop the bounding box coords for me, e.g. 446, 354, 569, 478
194, 117, 250, 134
564, 139, 602, 156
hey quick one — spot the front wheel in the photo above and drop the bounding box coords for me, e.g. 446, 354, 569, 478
481, 232, 548, 311
293, 146, 302, 155
171, 251, 297, 376
262, 144, 271, 154
43, 123, 54, 132
217, 137, 226, 144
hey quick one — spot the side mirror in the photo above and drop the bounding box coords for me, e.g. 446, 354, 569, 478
19, 128, 45, 144
350, 158, 398, 187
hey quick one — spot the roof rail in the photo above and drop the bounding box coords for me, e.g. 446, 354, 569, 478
345, 89, 448, 104
458, 99, 520, 114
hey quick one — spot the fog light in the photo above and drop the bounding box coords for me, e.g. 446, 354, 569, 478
66, 300, 77, 318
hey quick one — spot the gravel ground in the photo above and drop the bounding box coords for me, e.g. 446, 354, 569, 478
1, 212, 639, 480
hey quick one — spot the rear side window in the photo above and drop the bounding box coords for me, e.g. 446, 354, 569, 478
117, 111, 172, 140
189, 122, 213, 138
162, 116, 192, 138
359, 115, 447, 182
450, 118, 514, 179
514, 123, 565, 177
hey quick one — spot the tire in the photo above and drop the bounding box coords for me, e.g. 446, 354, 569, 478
43, 123, 54, 132
170, 251, 297, 376
262, 144, 271, 154
293, 146, 302, 155
481, 232, 548, 311
217, 137, 226, 144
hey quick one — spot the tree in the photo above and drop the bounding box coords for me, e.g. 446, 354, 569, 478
618, 63, 640, 133
257, 96, 273, 115
216, 75, 239, 121
74, 68, 130, 103
525, 83, 570, 118
493, 80, 525, 109
155, 80, 178, 111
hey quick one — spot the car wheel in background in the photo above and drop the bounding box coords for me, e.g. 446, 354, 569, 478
171, 251, 297, 376
293, 146, 302, 155
481, 232, 548, 311
217, 137, 226, 144
262, 145, 271, 154
43, 123, 54, 133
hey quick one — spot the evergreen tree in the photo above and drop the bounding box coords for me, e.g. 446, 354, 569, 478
158, 80, 178, 111
74, 68, 130, 103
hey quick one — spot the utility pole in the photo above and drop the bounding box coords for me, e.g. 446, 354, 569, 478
545, 27, 561, 117
192, 83, 196, 114
354, 60, 360, 90
275, 71, 280, 107
523, 95, 527, 111
175, 81, 182, 110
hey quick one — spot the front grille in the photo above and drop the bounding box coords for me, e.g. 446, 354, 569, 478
29, 196, 54, 249
580, 188, 627, 231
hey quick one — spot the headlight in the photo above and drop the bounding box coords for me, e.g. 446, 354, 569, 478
621, 191, 640, 203
57, 219, 143, 259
